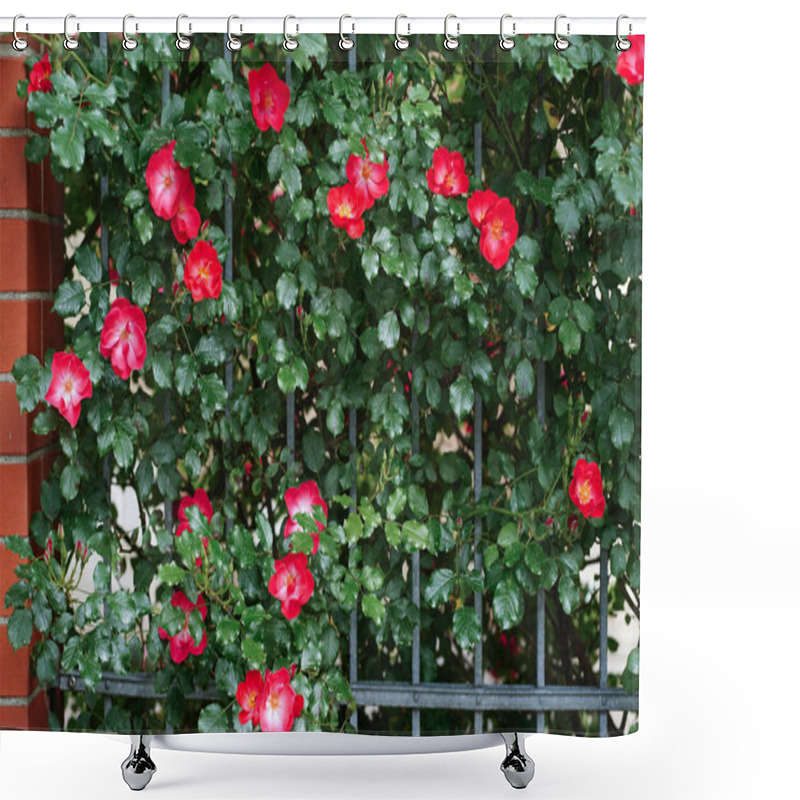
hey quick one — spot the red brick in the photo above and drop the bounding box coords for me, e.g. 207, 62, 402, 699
0, 219, 53, 293
0, 544, 24, 618
26, 151, 44, 214
0, 626, 33, 696
43, 301, 63, 351
0, 300, 44, 373
0, 382, 53, 456
49, 224, 64, 292
0, 57, 27, 129
0, 460, 41, 539
0, 137, 28, 209
0, 689, 48, 730
43, 158, 63, 217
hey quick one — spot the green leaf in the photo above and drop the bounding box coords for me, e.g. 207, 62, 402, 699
524, 542, 546, 575
31, 592, 52, 634
302, 429, 325, 473
610, 544, 627, 578
276, 273, 299, 310
402, 520, 429, 550
2, 536, 34, 560
198, 374, 228, 415
361, 594, 385, 626
453, 606, 481, 649
113, 427, 135, 470
53, 280, 86, 317
150, 350, 173, 389
216, 617, 239, 647
134, 208, 154, 245
497, 523, 519, 550
514, 359, 534, 399
157, 564, 186, 585
554, 198, 580, 236
492, 579, 523, 630
573, 300, 595, 332
622, 646, 640, 694
558, 575, 581, 614
423, 569, 454, 606
407, 485, 428, 517
378, 311, 400, 349
344, 513, 363, 544
609, 406, 635, 450
243, 637, 266, 664
51, 123, 85, 171
449, 374, 474, 421
198, 703, 228, 733
360, 565, 384, 593
229, 526, 256, 569
13, 355, 46, 413
59, 463, 80, 502
514, 261, 539, 297
558, 319, 581, 357
24, 134, 50, 164
386, 487, 406, 520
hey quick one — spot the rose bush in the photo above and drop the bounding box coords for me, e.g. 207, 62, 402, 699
4, 32, 642, 736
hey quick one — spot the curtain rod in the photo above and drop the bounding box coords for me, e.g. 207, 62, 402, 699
1, 16, 646, 37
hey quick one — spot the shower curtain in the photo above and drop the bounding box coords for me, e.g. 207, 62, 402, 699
1, 27, 642, 739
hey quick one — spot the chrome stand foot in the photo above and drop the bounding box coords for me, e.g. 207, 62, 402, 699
121, 735, 157, 791
500, 733, 535, 789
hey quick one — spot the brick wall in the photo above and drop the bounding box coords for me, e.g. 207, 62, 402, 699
0, 39, 63, 730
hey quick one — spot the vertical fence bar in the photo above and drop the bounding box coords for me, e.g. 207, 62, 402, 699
223, 44, 235, 537
411, 326, 421, 737
284, 57, 295, 472
348, 408, 358, 730
346, 37, 360, 733
472, 56, 485, 735
99, 31, 112, 721
535, 64, 548, 736
161, 58, 174, 736
599, 546, 609, 737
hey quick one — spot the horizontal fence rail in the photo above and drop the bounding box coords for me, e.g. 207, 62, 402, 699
57, 671, 638, 715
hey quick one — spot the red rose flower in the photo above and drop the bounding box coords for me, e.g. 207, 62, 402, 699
44, 352, 93, 428
170, 180, 201, 244
616, 35, 645, 86
568, 459, 606, 519
256, 667, 305, 732
145, 141, 191, 221
108, 261, 120, 286
327, 184, 366, 239
99, 297, 147, 380
479, 197, 519, 270
426, 147, 469, 197
268, 553, 314, 621
28, 51, 52, 94
176, 488, 213, 540
236, 669, 265, 726
248, 63, 291, 133
346, 138, 389, 210
158, 590, 207, 664
184, 240, 223, 301
467, 189, 500, 229
283, 480, 328, 555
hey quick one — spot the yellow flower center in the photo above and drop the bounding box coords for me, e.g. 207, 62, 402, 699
284, 572, 296, 591
337, 201, 353, 219
490, 218, 504, 241
269, 690, 281, 710
577, 481, 591, 505
163, 174, 173, 189
361, 163, 372, 180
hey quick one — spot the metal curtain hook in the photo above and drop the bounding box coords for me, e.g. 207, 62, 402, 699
554, 14, 570, 51
499, 14, 515, 51
394, 15, 410, 51
12, 15, 28, 51
122, 15, 138, 51
283, 15, 298, 51
64, 13, 79, 51
444, 14, 459, 51
175, 14, 191, 51
339, 15, 354, 51
227, 15, 242, 52
616, 15, 632, 51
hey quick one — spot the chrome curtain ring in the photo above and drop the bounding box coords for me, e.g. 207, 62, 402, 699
227, 15, 242, 52
12, 15, 28, 51
394, 14, 410, 51
339, 15, 355, 51
444, 14, 459, 51
64, 13, 79, 51
175, 14, 192, 51
616, 14, 632, 51
554, 14, 570, 51
283, 15, 299, 52
122, 15, 138, 51
499, 14, 515, 51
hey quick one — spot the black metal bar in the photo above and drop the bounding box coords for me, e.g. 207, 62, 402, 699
599, 546, 609, 737
284, 56, 295, 473
352, 682, 638, 713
